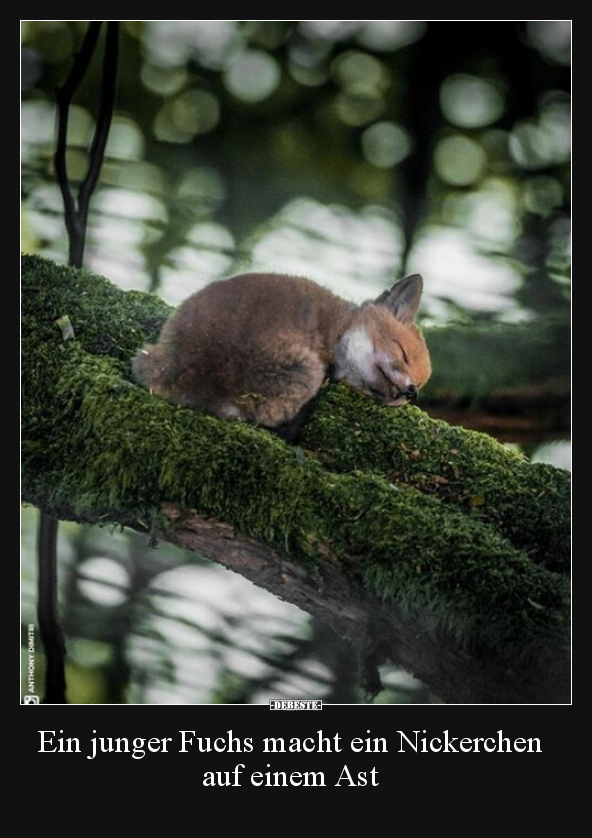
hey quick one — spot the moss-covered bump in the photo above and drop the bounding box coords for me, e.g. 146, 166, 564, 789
300, 383, 570, 572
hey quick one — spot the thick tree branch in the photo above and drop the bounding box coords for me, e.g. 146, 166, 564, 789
157, 503, 569, 704
21, 254, 571, 704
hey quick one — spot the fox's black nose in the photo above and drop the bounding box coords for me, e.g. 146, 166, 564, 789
402, 384, 417, 402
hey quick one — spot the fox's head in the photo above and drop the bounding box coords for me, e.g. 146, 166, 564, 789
334, 274, 431, 406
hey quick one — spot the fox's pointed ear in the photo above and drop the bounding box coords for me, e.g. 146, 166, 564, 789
375, 274, 423, 324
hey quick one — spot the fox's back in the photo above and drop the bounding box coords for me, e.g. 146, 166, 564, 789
132, 271, 430, 436
133, 274, 353, 429
165, 273, 352, 361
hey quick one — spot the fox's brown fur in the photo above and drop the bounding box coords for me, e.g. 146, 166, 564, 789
132, 272, 431, 438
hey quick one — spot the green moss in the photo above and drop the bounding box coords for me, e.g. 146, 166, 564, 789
21, 254, 570, 662
300, 384, 570, 572
21, 252, 170, 364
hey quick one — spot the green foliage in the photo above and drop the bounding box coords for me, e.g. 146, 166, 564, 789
423, 319, 571, 397
21, 22, 571, 319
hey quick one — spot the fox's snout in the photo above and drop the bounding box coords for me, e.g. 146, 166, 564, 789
374, 381, 418, 407
400, 383, 417, 403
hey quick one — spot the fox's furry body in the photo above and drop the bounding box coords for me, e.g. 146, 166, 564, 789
132, 272, 431, 438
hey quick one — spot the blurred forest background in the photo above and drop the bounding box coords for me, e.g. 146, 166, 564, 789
20, 20, 571, 704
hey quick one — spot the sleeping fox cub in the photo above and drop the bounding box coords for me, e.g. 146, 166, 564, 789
132, 272, 431, 438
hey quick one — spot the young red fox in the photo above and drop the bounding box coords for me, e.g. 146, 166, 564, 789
132, 272, 431, 439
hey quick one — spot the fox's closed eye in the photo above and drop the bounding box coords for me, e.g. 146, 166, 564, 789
377, 366, 394, 383
394, 342, 409, 364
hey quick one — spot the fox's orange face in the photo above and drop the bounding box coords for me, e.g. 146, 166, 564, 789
333, 275, 431, 406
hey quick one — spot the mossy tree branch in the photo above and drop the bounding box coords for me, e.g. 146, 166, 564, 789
21, 254, 571, 704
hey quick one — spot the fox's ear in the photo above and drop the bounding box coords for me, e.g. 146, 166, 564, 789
375, 274, 423, 324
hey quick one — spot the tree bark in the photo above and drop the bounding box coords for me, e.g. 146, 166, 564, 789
21, 254, 571, 704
